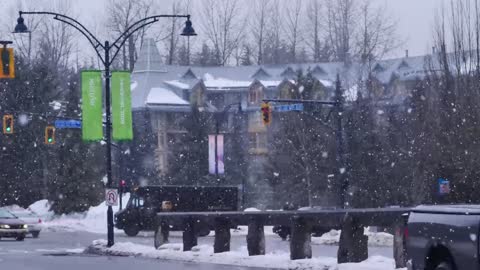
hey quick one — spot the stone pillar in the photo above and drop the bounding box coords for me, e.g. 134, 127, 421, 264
183, 219, 197, 251
290, 217, 312, 260
338, 215, 368, 263
247, 219, 265, 256
154, 222, 169, 249
214, 218, 231, 253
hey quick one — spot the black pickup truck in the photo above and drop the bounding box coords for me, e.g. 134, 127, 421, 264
115, 185, 239, 237
407, 205, 480, 270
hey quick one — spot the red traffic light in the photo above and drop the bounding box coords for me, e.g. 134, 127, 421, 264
120, 180, 126, 186
260, 102, 271, 126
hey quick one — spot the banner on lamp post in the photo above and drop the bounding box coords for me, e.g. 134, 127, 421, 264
208, 134, 224, 175
217, 135, 224, 174
81, 70, 103, 142
112, 71, 133, 141
208, 135, 215, 174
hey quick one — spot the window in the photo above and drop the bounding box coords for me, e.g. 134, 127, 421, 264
249, 85, 264, 104
249, 132, 268, 154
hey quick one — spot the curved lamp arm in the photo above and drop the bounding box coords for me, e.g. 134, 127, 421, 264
109, 14, 190, 65
19, 11, 106, 65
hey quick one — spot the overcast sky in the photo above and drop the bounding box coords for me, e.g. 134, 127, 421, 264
0, 0, 442, 60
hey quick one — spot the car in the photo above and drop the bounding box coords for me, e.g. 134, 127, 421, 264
11, 209, 42, 238
0, 209, 28, 241
406, 205, 480, 270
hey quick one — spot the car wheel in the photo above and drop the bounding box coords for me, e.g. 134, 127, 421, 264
32, 232, 40, 238
435, 262, 453, 270
124, 225, 140, 237
16, 235, 25, 241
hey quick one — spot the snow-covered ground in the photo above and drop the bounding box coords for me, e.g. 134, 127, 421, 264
21, 194, 130, 234
313, 229, 393, 247
10, 197, 394, 248
4, 197, 398, 269
86, 240, 401, 270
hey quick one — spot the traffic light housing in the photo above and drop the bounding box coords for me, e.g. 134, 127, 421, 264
119, 180, 127, 193
3, 115, 13, 134
261, 102, 272, 126
45, 126, 55, 144
0, 44, 15, 79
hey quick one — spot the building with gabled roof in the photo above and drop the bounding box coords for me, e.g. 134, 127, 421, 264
121, 38, 444, 208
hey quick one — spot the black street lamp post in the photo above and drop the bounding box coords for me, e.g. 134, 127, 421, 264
14, 11, 196, 247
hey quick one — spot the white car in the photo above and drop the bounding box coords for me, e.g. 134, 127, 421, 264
11, 210, 42, 238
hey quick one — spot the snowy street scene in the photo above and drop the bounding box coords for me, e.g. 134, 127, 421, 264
1, 0, 479, 269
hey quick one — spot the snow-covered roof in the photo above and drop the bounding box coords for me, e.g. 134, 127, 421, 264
131, 38, 445, 109
146, 88, 189, 106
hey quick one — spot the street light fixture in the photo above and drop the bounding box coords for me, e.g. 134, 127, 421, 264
13, 15, 28, 33
14, 10, 196, 248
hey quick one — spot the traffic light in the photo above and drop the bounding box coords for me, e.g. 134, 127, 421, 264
0, 43, 15, 79
119, 180, 127, 193
261, 102, 272, 126
3, 115, 13, 134
45, 126, 55, 144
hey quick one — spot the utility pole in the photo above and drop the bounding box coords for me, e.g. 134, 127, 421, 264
334, 74, 347, 208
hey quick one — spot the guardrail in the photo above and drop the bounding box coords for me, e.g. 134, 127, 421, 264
154, 208, 410, 269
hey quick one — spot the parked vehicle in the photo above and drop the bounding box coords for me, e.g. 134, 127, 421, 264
0, 209, 28, 241
115, 185, 240, 237
406, 205, 480, 270
11, 209, 42, 238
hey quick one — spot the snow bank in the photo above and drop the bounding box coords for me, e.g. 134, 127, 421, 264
29, 194, 130, 234
28, 199, 53, 220
86, 240, 401, 270
312, 228, 393, 247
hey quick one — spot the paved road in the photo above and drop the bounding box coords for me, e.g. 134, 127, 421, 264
0, 230, 392, 270
0, 232, 271, 270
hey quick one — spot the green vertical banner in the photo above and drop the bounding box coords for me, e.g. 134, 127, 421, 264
112, 71, 133, 141
81, 70, 103, 142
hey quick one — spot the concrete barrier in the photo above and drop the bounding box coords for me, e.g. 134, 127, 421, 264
154, 208, 409, 268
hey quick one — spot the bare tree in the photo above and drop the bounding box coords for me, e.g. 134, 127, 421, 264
107, 0, 154, 71
356, 0, 400, 66
250, 0, 271, 65
306, 0, 323, 62
164, 2, 183, 65
263, 0, 284, 64
201, 0, 245, 66
5, 1, 44, 63
324, 0, 356, 63
283, 0, 303, 63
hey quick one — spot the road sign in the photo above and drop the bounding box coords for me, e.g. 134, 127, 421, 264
105, 189, 119, 206
55, 120, 81, 129
273, 103, 304, 112
438, 178, 450, 195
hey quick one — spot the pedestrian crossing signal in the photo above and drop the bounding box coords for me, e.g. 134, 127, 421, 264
45, 126, 55, 144
3, 115, 13, 134
261, 102, 271, 126
0, 46, 15, 79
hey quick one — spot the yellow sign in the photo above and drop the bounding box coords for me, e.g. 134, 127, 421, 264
0, 48, 15, 79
